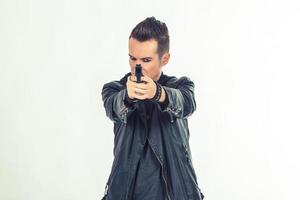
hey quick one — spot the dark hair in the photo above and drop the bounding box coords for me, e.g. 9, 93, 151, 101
129, 16, 170, 59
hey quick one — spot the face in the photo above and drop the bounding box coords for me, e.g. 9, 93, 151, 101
128, 37, 170, 81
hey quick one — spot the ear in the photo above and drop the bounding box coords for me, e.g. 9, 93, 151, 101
161, 52, 170, 66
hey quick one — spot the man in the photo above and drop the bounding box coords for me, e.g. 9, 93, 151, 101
101, 16, 205, 200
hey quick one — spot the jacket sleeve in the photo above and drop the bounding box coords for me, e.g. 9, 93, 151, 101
158, 77, 196, 121
101, 81, 136, 124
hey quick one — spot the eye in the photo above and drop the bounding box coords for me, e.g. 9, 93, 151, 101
130, 57, 136, 61
143, 59, 151, 62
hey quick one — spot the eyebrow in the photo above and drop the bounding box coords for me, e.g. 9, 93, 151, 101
128, 54, 152, 60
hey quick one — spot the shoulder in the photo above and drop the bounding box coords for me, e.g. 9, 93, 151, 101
102, 73, 130, 92
163, 73, 194, 88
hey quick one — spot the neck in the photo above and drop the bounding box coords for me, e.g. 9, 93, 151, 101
153, 71, 162, 81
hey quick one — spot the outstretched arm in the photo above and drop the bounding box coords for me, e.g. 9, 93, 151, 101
101, 80, 136, 124
158, 77, 196, 121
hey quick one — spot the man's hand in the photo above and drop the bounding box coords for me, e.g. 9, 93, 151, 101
126, 74, 166, 102
126, 75, 156, 100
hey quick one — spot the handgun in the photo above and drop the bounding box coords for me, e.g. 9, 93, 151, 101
135, 64, 143, 83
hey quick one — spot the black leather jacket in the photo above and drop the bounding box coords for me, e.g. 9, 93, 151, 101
101, 72, 205, 200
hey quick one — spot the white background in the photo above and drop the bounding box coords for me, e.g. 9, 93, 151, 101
1, 0, 300, 200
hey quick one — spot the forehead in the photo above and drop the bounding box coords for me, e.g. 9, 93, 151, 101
128, 38, 158, 58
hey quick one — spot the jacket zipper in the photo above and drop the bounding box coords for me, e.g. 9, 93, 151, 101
146, 137, 171, 200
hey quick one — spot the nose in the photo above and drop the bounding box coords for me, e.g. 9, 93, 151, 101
134, 60, 141, 65
131, 60, 142, 68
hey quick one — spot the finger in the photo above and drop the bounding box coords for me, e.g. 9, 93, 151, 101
127, 75, 133, 83
126, 77, 133, 88
128, 88, 140, 99
138, 93, 148, 100
135, 83, 148, 89
134, 93, 147, 100
130, 91, 145, 100
128, 81, 141, 90
134, 88, 147, 94
127, 79, 139, 89
127, 75, 137, 82
141, 76, 152, 83
132, 73, 138, 82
